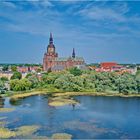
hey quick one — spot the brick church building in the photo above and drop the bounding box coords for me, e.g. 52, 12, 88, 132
43, 33, 86, 72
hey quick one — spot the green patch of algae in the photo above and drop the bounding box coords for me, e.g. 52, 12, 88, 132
0, 117, 7, 120
0, 125, 40, 139
0, 121, 6, 127
0, 125, 73, 139
48, 97, 78, 107
15, 125, 40, 137
51, 133, 72, 140
0, 108, 15, 113
0, 127, 16, 139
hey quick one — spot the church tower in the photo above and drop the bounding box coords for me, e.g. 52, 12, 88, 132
43, 33, 58, 71
72, 48, 76, 58
47, 32, 56, 54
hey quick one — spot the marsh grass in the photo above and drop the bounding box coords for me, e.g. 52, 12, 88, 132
0, 121, 6, 127
0, 108, 15, 112
63, 120, 108, 133
0, 127, 16, 138
8, 89, 140, 103
51, 133, 72, 139
48, 97, 78, 107
10, 90, 48, 100
0, 116, 7, 120
53, 92, 140, 98
0, 125, 40, 139
15, 125, 40, 137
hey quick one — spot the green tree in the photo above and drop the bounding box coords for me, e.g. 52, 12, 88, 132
36, 67, 42, 73
10, 78, 31, 91
0, 77, 8, 82
2, 65, 8, 71
115, 74, 137, 94
69, 67, 82, 76
11, 72, 22, 80
42, 72, 60, 84
0, 80, 4, 89
135, 71, 140, 93
54, 74, 83, 91
25, 73, 33, 78
27, 75, 39, 88
11, 65, 17, 72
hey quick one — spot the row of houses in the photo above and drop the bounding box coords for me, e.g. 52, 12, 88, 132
88, 62, 137, 75
0, 62, 138, 80
0, 65, 42, 80
0, 66, 42, 73
17, 66, 42, 73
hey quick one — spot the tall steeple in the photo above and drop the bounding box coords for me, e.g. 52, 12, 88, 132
72, 48, 76, 58
49, 32, 53, 44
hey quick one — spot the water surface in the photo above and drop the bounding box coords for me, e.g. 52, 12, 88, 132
0, 95, 140, 139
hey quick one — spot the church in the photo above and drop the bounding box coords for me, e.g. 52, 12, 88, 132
43, 33, 86, 72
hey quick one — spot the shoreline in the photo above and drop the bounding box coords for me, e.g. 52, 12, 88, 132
53, 92, 140, 98
5, 89, 140, 100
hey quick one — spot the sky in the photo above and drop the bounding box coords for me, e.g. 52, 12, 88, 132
0, 0, 140, 64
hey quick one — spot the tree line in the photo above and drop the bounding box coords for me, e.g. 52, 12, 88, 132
0, 67, 140, 94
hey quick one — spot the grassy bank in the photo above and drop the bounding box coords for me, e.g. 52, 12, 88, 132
53, 92, 140, 98
10, 90, 48, 100
4, 87, 62, 100
2, 89, 140, 101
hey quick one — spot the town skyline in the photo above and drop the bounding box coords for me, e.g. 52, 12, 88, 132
0, 1, 140, 64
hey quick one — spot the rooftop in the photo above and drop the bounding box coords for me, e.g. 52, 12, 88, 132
55, 57, 84, 62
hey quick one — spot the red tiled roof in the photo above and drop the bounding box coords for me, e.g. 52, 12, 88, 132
100, 62, 118, 68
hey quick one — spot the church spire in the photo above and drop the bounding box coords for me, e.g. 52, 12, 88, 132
49, 32, 53, 44
72, 48, 75, 58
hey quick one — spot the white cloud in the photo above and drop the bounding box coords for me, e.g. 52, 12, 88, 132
28, 0, 53, 8
0, 1, 140, 41
78, 6, 126, 22
1, 1, 16, 8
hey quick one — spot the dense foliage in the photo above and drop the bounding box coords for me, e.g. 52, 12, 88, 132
1, 68, 140, 94
38, 69, 140, 94
10, 79, 32, 91
2, 65, 9, 71
0, 77, 8, 93
69, 67, 83, 76
11, 66, 17, 72
11, 72, 22, 80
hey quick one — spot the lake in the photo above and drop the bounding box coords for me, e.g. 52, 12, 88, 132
0, 95, 140, 139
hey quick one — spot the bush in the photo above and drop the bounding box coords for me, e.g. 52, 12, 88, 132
0, 77, 9, 82
69, 67, 82, 76
54, 74, 83, 91
11, 72, 22, 80
10, 78, 32, 91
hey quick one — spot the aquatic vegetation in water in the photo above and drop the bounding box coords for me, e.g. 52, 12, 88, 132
31, 135, 49, 139
15, 125, 40, 136
0, 117, 9, 127
51, 133, 72, 140
9, 98, 22, 106
0, 116, 7, 120
48, 97, 78, 107
0, 108, 15, 112
63, 120, 108, 134
0, 125, 40, 139
10, 91, 48, 100
0, 127, 16, 139
0, 121, 7, 127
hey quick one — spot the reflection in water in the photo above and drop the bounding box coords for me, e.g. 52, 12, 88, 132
9, 98, 22, 106
0, 96, 5, 108
0, 95, 140, 139
47, 106, 55, 129
72, 104, 75, 110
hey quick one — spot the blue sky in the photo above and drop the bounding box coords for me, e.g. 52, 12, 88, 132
0, 1, 140, 64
